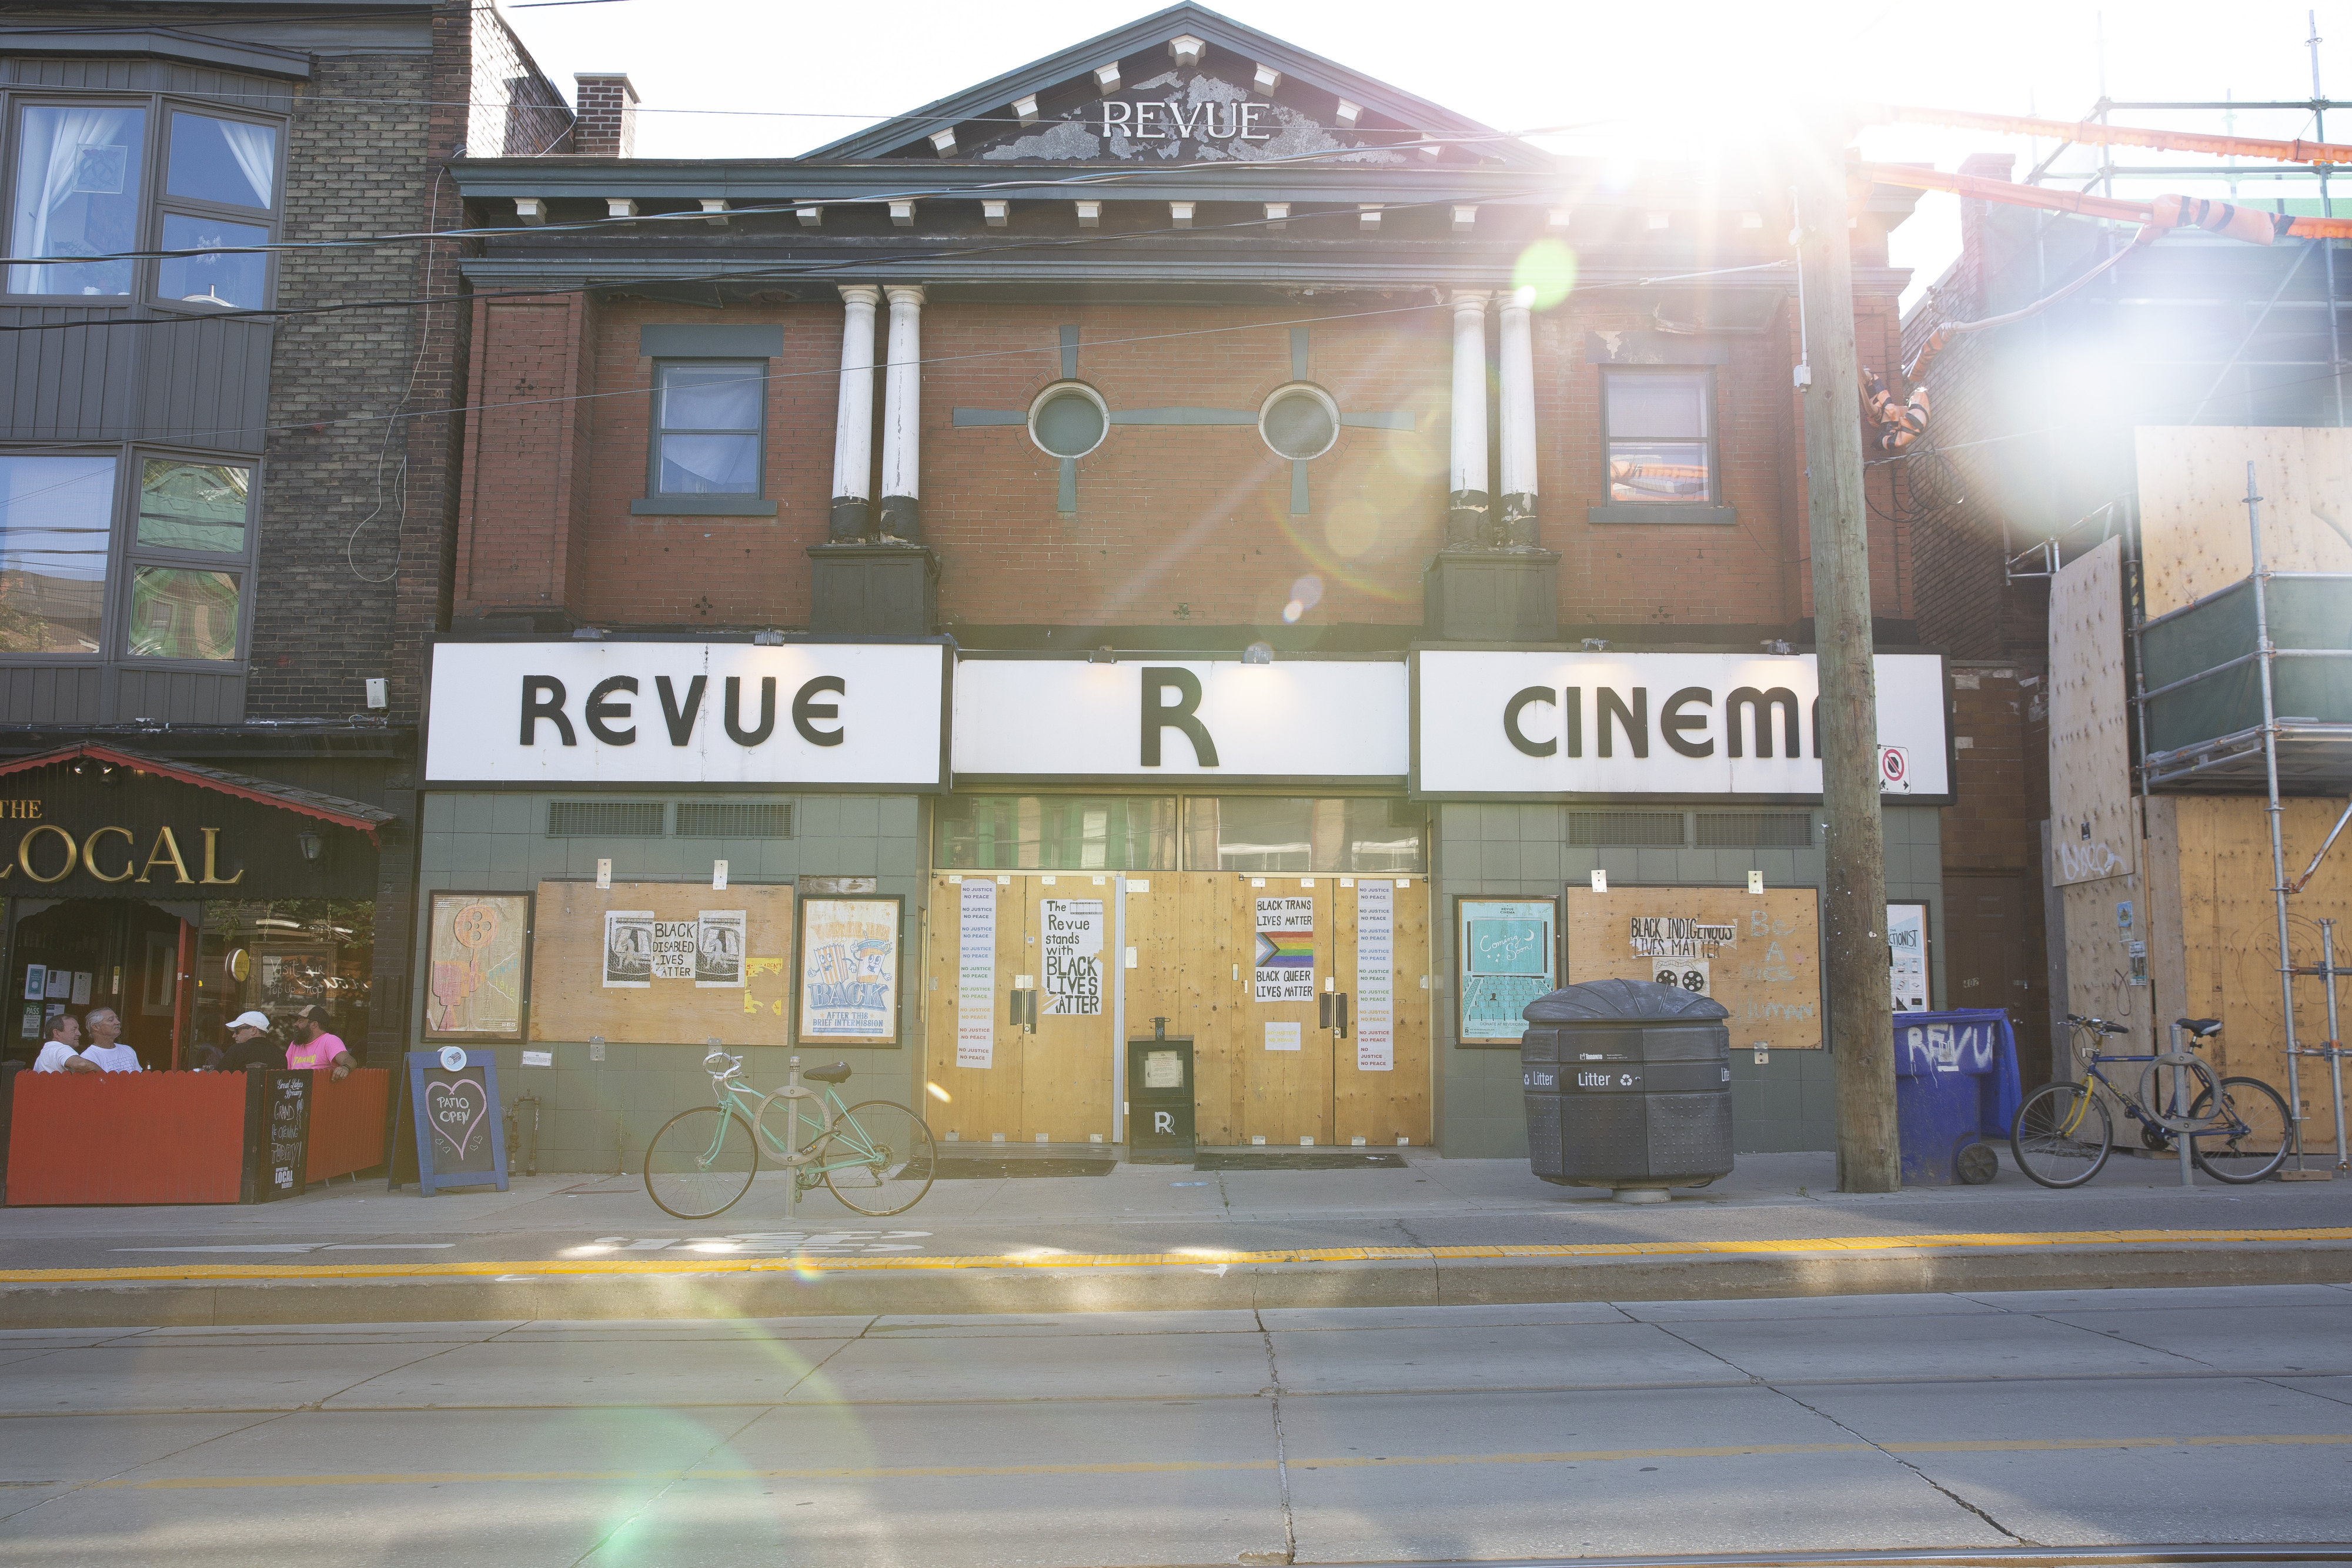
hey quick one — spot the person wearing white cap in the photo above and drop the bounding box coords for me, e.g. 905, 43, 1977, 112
215, 1010, 281, 1072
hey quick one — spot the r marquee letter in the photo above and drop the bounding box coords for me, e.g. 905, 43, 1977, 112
1504, 686, 1558, 757
1140, 668, 1219, 767
520, 676, 575, 746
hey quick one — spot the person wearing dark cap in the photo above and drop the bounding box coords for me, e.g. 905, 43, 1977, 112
285, 1004, 358, 1081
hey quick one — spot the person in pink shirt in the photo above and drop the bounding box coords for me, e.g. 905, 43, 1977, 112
285, 1004, 358, 1081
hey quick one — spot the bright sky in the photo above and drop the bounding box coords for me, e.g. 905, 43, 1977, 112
503, 0, 2352, 309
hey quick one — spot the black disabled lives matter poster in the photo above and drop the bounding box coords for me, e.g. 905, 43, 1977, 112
1040, 899, 1104, 1016
391, 1050, 508, 1193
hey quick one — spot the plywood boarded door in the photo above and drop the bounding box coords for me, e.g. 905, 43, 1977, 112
1122, 874, 1176, 1144
1333, 876, 1432, 1146
923, 873, 1026, 1144
1023, 875, 1116, 1145
1180, 872, 1241, 1144
1235, 874, 1331, 1146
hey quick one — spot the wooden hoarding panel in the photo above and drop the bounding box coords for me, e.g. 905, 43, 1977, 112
1180, 872, 1241, 1146
527, 880, 791, 1046
2049, 536, 2136, 886
921, 874, 1026, 1145
1332, 877, 1432, 1147
2137, 427, 2352, 620
1565, 887, 1823, 1051
1238, 875, 1331, 1147
1023, 875, 1115, 1145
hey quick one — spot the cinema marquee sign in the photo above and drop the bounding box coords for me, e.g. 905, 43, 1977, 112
1411, 650, 1952, 800
422, 640, 952, 788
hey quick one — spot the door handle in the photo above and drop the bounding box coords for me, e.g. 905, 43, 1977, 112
1337, 993, 1350, 1038
1023, 991, 1038, 1032
1007, 988, 1038, 1032
1318, 993, 1332, 1029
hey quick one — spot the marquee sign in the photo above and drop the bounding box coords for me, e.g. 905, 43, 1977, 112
1412, 650, 1952, 800
422, 640, 951, 789
951, 657, 1408, 783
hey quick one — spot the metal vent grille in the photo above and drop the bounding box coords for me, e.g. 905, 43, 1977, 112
547, 801, 666, 838
1567, 812, 1686, 847
1695, 811, 1812, 848
676, 802, 794, 839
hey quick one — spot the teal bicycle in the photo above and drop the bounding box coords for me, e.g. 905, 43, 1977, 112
644, 1051, 937, 1219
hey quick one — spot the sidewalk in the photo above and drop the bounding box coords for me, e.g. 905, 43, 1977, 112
4, 1149, 2347, 1326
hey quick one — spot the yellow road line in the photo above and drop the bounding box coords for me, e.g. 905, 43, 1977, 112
76, 1433, 2352, 1490
4, 1228, 2348, 1285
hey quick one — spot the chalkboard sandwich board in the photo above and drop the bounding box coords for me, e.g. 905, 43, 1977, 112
239, 1069, 312, 1205
390, 1047, 509, 1195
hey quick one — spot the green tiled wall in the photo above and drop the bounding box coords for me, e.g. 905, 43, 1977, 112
1431, 803, 1945, 1158
411, 791, 928, 1173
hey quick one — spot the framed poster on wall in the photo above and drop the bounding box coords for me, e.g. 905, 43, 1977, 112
796, 895, 904, 1047
424, 892, 533, 1042
1456, 897, 1559, 1044
1887, 900, 1932, 1014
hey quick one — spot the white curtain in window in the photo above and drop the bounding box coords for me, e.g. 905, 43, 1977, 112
7, 106, 139, 294
218, 120, 275, 209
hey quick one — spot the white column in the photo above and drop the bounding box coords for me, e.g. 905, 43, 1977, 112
1496, 287, 1539, 549
1447, 290, 1491, 549
828, 285, 879, 543
878, 284, 926, 543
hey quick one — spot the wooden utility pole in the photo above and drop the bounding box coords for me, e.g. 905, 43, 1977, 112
1793, 121, 1900, 1192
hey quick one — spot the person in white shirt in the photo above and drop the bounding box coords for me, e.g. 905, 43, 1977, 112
31, 1012, 98, 1074
76, 1007, 141, 1073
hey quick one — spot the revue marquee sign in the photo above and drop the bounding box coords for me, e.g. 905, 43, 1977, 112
422, 640, 1949, 799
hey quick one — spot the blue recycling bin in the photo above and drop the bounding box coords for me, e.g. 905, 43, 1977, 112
1894, 1009, 2025, 1185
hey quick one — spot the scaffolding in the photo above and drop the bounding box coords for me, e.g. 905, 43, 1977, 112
2126, 463, 2352, 1176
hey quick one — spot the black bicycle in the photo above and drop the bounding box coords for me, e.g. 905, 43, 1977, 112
2010, 1014, 2293, 1188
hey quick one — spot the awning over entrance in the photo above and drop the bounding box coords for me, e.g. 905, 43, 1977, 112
0, 744, 396, 845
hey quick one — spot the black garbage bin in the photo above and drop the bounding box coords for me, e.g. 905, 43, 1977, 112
1521, 978, 1734, 1201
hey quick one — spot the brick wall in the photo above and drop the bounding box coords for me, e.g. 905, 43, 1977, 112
454, 286, 1926, 637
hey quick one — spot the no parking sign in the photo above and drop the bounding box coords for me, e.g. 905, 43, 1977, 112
1878, 745, 1911, 792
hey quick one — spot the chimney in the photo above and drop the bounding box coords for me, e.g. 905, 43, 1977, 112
1954, 152, 2016, 307
573, 73, 638, 158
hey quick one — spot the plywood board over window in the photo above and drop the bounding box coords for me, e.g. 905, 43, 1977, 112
2049, 536, 2136, 887
2136, 426, 2352, 618
527, 880, 793, 1046
1565, 886, 1822, 1050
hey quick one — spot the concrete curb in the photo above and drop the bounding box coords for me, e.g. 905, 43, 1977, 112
4, 1241, 2346, 1328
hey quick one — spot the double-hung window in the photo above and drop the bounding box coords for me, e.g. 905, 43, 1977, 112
5, 97, 281, 309
1602, 369, 1717, 506
650, 362, 766, 496
0, 450, 257, 666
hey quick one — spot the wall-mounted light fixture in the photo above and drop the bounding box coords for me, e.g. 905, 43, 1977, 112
1088, 645, 1117, 665
1242, 641, 1275, 666
296, 831, 322, 861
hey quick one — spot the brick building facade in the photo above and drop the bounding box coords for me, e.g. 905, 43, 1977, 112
1, 1, 569, 1065
412, 4, 1957, 1170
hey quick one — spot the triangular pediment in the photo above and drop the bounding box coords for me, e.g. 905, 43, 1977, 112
806, 2, 1545, 169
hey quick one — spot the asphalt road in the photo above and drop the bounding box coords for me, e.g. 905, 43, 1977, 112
4, 1151, 2348, 1272
1, 1283, 2347, 1566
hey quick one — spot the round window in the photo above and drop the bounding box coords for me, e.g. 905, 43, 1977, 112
1259, 383, 1339, 460
1028, 382, 1109, 459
